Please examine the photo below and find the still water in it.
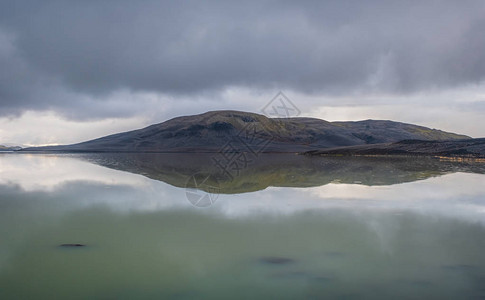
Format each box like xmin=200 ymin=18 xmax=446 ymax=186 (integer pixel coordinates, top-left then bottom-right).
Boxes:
xmin=1 ymin=153 xmax=485 ymax=299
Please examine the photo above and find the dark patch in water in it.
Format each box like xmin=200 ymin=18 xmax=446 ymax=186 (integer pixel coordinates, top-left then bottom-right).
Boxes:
xmin=58 ymin=244 xmax=85 ymax=247
xmin=259 ymin=257 xmax=295 ymax=265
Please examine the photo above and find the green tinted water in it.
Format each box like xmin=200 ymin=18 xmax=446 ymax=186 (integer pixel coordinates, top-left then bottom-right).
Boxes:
xmin=1 ymin=154 xmax=485 ymax=299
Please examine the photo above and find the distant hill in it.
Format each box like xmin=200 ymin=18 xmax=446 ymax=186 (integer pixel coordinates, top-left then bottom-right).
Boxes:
xmin=0 ymin=145 xmax=22 ymax=151
xmin=22 ymin=110 xmax=470 ymax=153
xmin=304 ymin=138 xmax=485 ymax=159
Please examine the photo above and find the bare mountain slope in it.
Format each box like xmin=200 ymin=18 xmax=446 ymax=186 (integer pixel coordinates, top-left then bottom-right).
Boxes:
xmin=23 ymin=110 xmax=470 ymax=153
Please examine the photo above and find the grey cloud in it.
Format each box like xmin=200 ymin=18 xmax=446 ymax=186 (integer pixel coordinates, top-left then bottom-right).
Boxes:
xmin=0 ymin=0 xmax=485 ymax=118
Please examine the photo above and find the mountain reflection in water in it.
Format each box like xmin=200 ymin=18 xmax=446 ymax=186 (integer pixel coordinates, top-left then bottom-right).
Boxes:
xmin=79 ymin=153 xmax=485 ymax=194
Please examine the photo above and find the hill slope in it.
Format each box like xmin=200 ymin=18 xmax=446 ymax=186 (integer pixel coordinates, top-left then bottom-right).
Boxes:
xmin=22 ymin=110 xmax=470 ymax=153
xmin=304 ymin=138 xmax=485 ymax=159
xmin=0 ymin=145 xmax=22 ymax=151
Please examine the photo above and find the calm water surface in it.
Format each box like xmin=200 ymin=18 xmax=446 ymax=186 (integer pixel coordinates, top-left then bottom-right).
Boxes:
xmin=1 ymin=153 xmax=485 ymax=299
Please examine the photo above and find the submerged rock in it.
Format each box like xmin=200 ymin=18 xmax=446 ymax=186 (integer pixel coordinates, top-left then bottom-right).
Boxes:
xmin=58 ymin=243 xmax=85 ymax=247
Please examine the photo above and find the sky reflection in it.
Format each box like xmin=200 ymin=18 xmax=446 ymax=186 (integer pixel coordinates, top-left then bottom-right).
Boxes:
xmin=0 ymin=153 xmax=484 ymax=224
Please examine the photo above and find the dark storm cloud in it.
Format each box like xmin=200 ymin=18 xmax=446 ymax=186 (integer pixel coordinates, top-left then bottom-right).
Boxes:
xmin=0 ymin=0 xmax=485 ymax=118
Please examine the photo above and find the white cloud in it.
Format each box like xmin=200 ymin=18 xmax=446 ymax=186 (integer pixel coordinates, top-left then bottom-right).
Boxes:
xmin=0 ymin=111 xmax=148 ymax=146
xmin=1 ymin=84 xmax=485 ymax=146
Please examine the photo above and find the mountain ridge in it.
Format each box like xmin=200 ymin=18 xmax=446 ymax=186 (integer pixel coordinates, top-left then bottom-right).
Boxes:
xmin=0 ymin=145 xmax=22 ymax=151
xmin=304 ymin=138 xmax=485 ymax=159
xmin=21 ymin=110 xmax=470 ymax=153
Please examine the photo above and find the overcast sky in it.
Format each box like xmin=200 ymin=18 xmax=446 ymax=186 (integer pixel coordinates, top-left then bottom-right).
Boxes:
xmin=1 ymin=0 xmax=485 ymax=145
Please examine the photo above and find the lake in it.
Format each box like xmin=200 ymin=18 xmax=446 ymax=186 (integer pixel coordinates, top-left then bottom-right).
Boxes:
xmin=1 ymin=153 xmax=485 ymax=299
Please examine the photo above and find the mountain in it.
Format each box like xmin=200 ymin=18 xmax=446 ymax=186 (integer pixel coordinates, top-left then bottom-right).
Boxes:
xmin=22 ymin=110 xmax=470 ymax=153
xmin=0 ymin=145 xmax=22 ymax=151
xmin=304 ymin=138 xmax=485 ymax=159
